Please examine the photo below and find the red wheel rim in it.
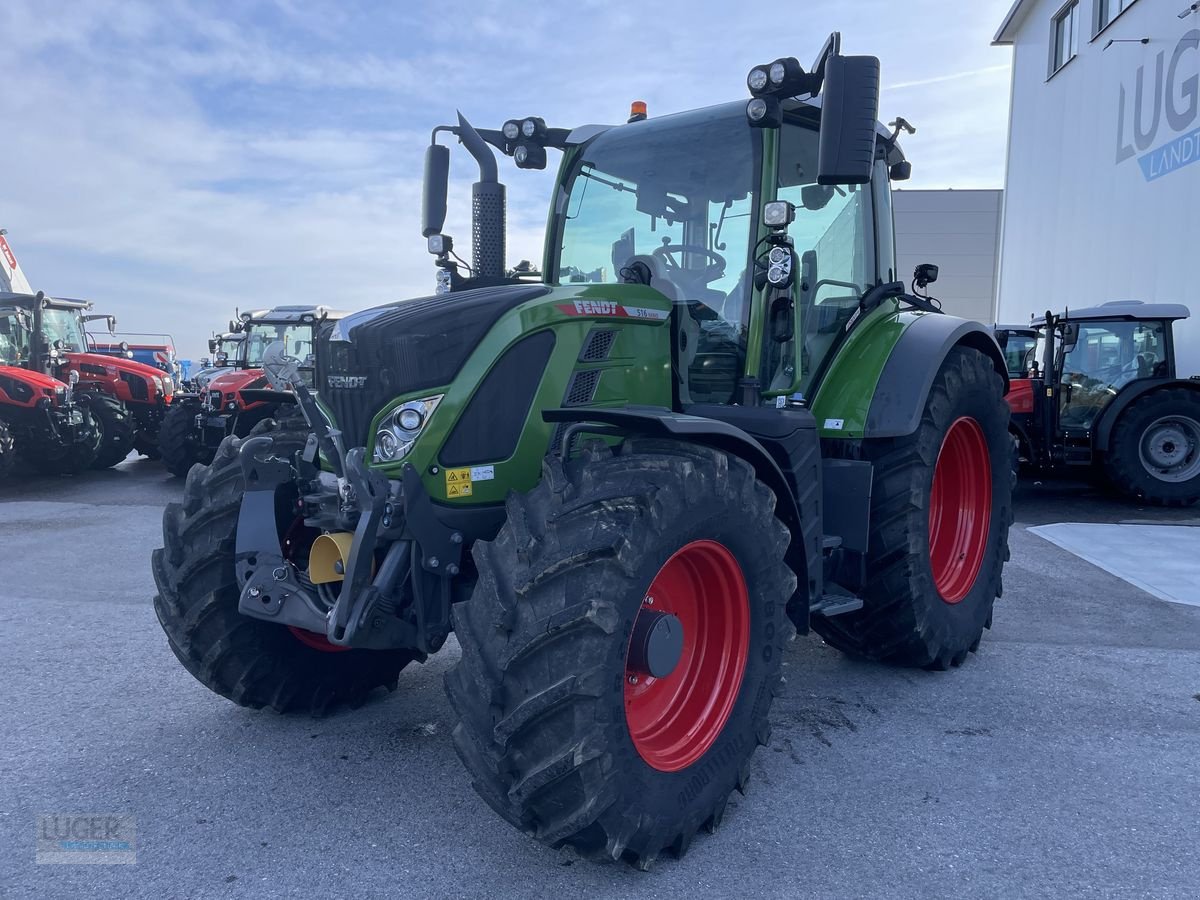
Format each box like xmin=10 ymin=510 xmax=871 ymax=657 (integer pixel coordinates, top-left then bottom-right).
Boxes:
xmin=624 ymin=540 xmax=750 ymax=772
xmin=928 ymin=416 xmax=992 ymax=604
xmin=282 ymin=516 xmax=349 ymax=653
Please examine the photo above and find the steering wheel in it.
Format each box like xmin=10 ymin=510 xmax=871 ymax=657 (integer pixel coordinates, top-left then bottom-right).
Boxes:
xmin=652 ymin=242 xmax=726 ymax=285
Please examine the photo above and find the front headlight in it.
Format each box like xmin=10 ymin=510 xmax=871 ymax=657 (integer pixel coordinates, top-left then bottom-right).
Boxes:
xmin=162 ymin=375 xmax=173 ymax=393
xmin=373 ymin=395 xmax=442 ymax=464
xmin=153 ymin=376 xmax=164 ymax=393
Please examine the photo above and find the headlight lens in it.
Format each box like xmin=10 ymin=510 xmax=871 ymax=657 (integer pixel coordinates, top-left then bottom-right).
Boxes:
xmin=747 ymin=67 xmax=768 ymax=92
xmin=372 ymin=395 xmax=442 ymax=464
xmin=521 ymin=118 xmax=537 ymax=137
xmin=769 ymin=61 xmax=786 ymax=85
xmin=153 ymin=376 xmax=164 ymax=392
xmin=746 ymin=98 xmax=768 ymax=122
xmin=502 ymin=121 xmax=520 ymax=140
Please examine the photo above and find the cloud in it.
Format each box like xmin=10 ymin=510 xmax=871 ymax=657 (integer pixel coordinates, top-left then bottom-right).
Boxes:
xmin=2 ymin=0 xmax=1016 ymax=360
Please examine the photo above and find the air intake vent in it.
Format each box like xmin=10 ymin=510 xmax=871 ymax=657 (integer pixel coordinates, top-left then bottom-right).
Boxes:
xmin=564 ymin=369 xmax=601 ymax=406
xmin=579 ymin=328 xmax=617 ymax=362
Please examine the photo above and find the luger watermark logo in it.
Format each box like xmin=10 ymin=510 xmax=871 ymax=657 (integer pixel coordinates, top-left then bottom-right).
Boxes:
xmin=36 ymin=814 xmax=137 ymax=865
xmin=1116 ymin=29 xmax=1199 ymax=181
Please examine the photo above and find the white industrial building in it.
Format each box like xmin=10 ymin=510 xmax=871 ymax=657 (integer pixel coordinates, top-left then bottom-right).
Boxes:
xmin=893 ymin=190 xmax=1003 ymax=324
xmin=993 ymin=0 xmax=1199 ymax=375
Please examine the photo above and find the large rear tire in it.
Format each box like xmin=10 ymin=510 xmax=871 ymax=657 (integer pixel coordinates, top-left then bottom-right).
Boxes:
xmin=1103 ymin=388 xmax=1200 ymax=506
xmin=151 ymin=415 xmax=418 ymax=713
xmin=812 ymin=346 xmax=1013 ymax=669
xmin=86 ymin=393 xmax=136 ymax=469
xmin=447 ymin=440 xmax=793 ymax=868
xmin=158 ymin=399 xmax=212 ymax=478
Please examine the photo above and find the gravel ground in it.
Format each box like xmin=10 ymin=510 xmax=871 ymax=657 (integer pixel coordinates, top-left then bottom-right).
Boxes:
xmin=2 ymin=459 xmax=1198 ymax=899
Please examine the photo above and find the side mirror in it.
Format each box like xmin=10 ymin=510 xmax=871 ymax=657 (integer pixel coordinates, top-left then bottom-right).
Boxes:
xmin=800 ymin=184 xmax=834 ymax=211
xmin=817 ymin=54 xmax=880 ymax=186
xmin=208 ymin=338 xmax=218 ymax=353
xmin=1061 ymin=322 xmax=1080 ymax=351
xmin=914 ymin=263 xmax=939 ymax=288
xmin=422 ymin=143 xmax=450 ymax=238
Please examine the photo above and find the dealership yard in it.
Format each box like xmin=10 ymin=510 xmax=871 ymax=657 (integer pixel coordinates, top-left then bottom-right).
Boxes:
xmin=2 ymin=460 xmax=1199 ymax=899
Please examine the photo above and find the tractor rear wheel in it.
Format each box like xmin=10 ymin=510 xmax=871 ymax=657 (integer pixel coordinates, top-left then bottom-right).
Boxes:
xmin=813 ymin=346 xmax=1013 ymax=669
xmin=447 ymin=439 xmax=793 ymax=868
xmin=152 ymin=415 xmax=418 ymax=713
xmin=87 ymin=393 xmax=136 ymax=469
xmin=1104 ymin=388 xmax=1200 ymax=506
xmin=158 ymin=399 xmax=212 ymax=478
xmin=0 ymin=420 xmax=14 ymax=480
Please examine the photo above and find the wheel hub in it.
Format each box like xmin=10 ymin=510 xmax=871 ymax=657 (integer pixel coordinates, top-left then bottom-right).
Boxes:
xmin=626 ymin=610 xmax=684 ymax=679
xmin=1139 ymin=415 xmax=1200 ymax=483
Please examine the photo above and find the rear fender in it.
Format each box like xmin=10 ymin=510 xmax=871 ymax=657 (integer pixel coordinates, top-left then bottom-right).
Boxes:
xmin=811 ymin=307 xmax=1008 ymax=440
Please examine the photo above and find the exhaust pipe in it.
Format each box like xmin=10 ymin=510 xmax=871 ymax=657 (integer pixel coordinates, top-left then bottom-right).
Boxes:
xmin=455 ymin=112 xmax=506 ymax=280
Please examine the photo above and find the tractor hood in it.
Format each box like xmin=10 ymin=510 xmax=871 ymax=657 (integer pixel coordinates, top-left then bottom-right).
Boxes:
xmin=0 ymin=363 xmax=62 ymax=392
xmin=206 ymin=368 xmax=267 ymax=395
xmin=320 ymin=283 xmax=549 ymax=445
xmin=70 ymin=351 xmax=165 ymax=382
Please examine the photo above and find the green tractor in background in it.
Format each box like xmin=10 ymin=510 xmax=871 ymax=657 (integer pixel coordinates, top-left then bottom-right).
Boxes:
xmin=154 ymin=35 xmax=1013 ymax=867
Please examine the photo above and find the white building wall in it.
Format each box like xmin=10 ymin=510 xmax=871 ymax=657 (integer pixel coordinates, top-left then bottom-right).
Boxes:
xmin=997 ymin=0 xmax=1200 ymax=374
xmin=893 ymin=189 xmax=1003 ymax=324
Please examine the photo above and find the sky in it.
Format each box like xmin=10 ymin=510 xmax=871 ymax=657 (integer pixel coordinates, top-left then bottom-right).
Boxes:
xmin=2 ymin=0 xmax=1016 ymax=361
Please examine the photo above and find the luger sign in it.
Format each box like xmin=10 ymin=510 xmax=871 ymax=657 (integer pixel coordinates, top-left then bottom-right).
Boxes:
xmin=1115 ymin=29 xmax=1200 ymax=181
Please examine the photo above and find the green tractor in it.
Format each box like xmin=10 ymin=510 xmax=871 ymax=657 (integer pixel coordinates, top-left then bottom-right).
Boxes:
xmin=153 ymin=36 xmax=1012 ymax=867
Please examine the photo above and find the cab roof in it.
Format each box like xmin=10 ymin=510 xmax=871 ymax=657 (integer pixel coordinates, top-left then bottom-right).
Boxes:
xmin=1055 ymin=300 xmax=1191 ymax=323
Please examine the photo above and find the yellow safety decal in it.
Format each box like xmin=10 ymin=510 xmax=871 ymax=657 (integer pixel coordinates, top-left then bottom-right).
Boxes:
xmin=445 ymin=467 xmax=473 ymax=498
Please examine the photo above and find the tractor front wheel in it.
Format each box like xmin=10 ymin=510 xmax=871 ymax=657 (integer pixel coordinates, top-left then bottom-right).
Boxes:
xmin=152 ymin=416 xmax=418 ymax=713
xmin=447 ymin=439 xmax=793 ymax=868
xmin=1104 ymin=388 xmax=1200 ymax=506
xmin=813 ymin=346 xmax=1014 ymax=669
xmin=86 ymin=393 xmax=136 ymax=469
xmin=158 ymin=399 xmax=211 ymax=478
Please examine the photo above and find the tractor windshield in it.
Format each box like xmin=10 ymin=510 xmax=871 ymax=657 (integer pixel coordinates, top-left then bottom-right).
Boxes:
xmin=41 ymin=307 xmax=88 ymax=352
xmin=0 ymin=310 xmax=32 ymax=365
xmin=245 ymin=324 xmax=316 ymax=368
xmin=554 ymin=103 xmax=759 ymax=403
xmin=1059 ymin=319 xmax=1168 ymax=428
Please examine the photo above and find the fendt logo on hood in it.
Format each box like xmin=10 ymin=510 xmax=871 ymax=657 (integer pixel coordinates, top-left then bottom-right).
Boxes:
xmin=327 ymin=375 xmax=368 ymax=389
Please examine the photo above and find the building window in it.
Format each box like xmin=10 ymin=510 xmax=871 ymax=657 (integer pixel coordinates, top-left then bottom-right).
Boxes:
xmin=1095 ymin=0 xmax=1138 ymax=35
xmin=1050 ymin=1 xmax=1080 ymax=75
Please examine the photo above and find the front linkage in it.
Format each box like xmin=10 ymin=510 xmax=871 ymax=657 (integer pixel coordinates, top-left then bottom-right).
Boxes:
xmin=232 ymin=346 xmax=459 ymax=655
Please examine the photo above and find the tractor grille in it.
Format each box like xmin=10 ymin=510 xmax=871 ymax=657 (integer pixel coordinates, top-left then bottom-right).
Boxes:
xmin=579 ymin=328 xmax=618 ymax=362
xmin=564 ymin=369 xmax=601 ymax=406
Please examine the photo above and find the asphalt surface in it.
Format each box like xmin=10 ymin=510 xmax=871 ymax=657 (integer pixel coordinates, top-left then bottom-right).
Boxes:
xmin=2 ymin=459 xmax=1199 ymax=899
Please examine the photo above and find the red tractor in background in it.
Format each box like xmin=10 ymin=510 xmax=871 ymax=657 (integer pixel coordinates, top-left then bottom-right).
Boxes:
xmin=0 ymin=302 xmax=101 ymax=476
xmin=158 ymin=305 xmax=344 ymax=477
xmin=8 ymin=290 xmax=177 ymax=467
xmin=999 ymin=301 xmax=1200 ymax=505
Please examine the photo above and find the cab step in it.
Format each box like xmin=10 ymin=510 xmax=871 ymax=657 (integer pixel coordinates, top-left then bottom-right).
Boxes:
xmin=810 ymin=592 xmax=864 ymax=618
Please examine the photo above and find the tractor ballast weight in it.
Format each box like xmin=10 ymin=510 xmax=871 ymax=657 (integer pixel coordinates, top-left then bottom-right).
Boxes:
xmin=154 ymin=36 xmax=1014 ymax=868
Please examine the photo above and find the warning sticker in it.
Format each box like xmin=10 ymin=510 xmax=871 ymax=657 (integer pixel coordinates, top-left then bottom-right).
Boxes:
xmin=445 ymin=467 xmax=473 ymax=498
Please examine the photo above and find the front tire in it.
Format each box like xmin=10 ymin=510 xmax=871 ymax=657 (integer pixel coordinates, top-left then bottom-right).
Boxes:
xmin=446 ymin=440 xmax=793 ymax=868
xmin=1104 ymin=388 xmax=1200 ymax=506
xmin=151 ymin=416 xmax=418 ymax=713
xmin=158 ymin=399 xmax=211 ymax=478
xmin=86 ymin=393 xmax=136 ymax=469
xmin=813 ymin=346 xmax=1014 ymax=669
